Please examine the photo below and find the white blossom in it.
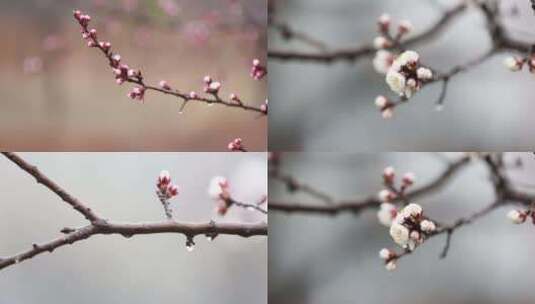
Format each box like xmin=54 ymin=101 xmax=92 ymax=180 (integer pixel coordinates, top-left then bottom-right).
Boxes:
xmin=420 ymin=219 xmax=436 ymax=232
xmin=385 ymin=70 xmax=406 ymax=95
xmin=390 ymin=222 xmax=410 ymax=248
xmin=377 ymin=203 xmax=397 ymax=226
xmin=396 ymin=50 xmax=419 ymax=67
xmin=399 ymin=203 xmax=423 ymax=219
xmin=416 ymin=67 xmax=433 ymax=80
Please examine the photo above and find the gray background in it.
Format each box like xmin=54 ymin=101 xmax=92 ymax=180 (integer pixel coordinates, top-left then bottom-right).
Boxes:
xmin=269 ymin=0 xmax=535 ymax=151
xmin=0 ymin=153 xmax=267 ymax=304
xmin=269 ymin=152 xmax=535 ymax=303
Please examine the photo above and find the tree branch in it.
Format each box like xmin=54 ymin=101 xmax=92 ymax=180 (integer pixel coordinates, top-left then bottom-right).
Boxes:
xmin=0 ymin=221 xmax=267 ymax=271
xmin=269 ymin=155 xmax=471 ymax=215
xmin=0 ymin=153 xmax=267 ymax=272
xmin=268 ymin=3 xmax=467 ymax=63
xmin=73 ymin=10 xmax=267 ymax=116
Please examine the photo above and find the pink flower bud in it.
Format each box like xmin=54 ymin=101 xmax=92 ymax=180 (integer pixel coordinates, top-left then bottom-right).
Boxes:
xmin=230 ymin=93 xmax=242 ymax=104
xmin=377 ymin=14 xmax=391 ymax=33
xmin=216 ymin=200 xmax=229 ymax=216
xmin=383 ymin=166 xmax=395 ymax=182
xmin=250 ymin=59 xmax=267 ymax=80
xmin=402 ymin=172 xmax=415 ymax=186
xmin=228 ymin=138 xmax=244 ymax=151
xmin=167 ymin=184 xmax=179 ymax=197
xmin=89 ymin=29 xmax=97 ymax=39
xmin=157 ymin=170 xmax=171 ymax=190
xmin=203 ymin=75 xmax=212 ymax=84
xmin=111 ymin=54 xmax=121 ymax=66
xmin=128 ymin=86 xmax=146 ymax=101
xmin=189 ymin=91 xmax=198 ymax=99
xmin=73 ymin=10 xmax=82 ymax=20
xmin=260 ymin=100 xmax=268 ymax=113
xmin=159 ymin=80 xmax=171 ymax=90
xmin=205 ymin=81 xmax=221 ymax=94
xmin=398 ymin=20 xmax=413 ymax=35
xmin=100 ymin=41 xmax=111 ymax=52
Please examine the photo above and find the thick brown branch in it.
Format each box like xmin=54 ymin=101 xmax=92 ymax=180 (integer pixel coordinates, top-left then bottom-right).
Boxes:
xmin=0 ymin=221 xmax=267 ymax=272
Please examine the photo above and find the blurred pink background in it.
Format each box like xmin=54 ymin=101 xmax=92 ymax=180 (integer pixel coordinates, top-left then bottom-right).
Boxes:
xmin=0 ymin=0 xmax=267 ymax=151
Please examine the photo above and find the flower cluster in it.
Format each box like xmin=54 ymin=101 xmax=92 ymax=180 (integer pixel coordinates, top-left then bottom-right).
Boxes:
xmin=156 ymin=170 xmax=179 ymax=220
xmin=373 ymin=51 xmax=433 ymax=118
xmin=157 ymin=170 xmax=179 ymax=200
xmin=389 ymin=203 xmax=436 ymax=250
xmin=376 ymin=166 xmax=435 ymax=271
xmin=74 ymin=10 xmax=147 ymax=102
xmin=385 ymin=51 xmax=433 ymax=98
xmin=503 ymin=55 xmax=535 ymax=73
xmin=380 ymin=203 xmax=437 ymax=270
xmin=208 ymin=176 xmax=231 ymax=215
xmin=250 ymin=59 xmax=267 ymax=80
xmin=228 ymin=138 xmax=246 ymax=152
xmin=370 ymin=15 xmax=434 ymax=118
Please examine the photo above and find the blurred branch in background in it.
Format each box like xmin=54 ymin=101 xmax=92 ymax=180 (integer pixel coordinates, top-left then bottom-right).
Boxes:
xmin=0 ymin=152 xmax=267 ymax=272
